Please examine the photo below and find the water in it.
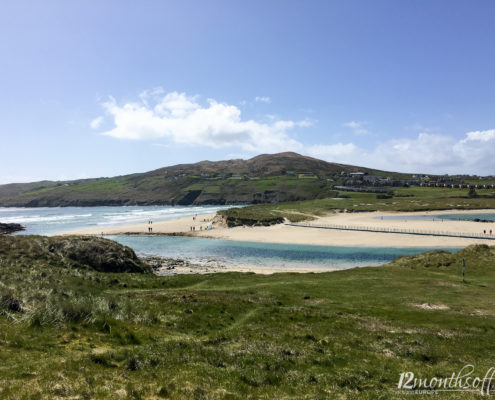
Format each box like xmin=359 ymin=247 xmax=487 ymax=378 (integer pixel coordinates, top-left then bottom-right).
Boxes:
xmin=0 ymin=205 xmax=233 ymax=236
xmin=441 ymin=213 xmax=495 ymax=222
xmin=1 ymin=206 xmax=459 ymax=270
xmin=108 ymin=235 xmax=456 ymax=270
xmin=376 ymin=213 xmax=495 ymax=222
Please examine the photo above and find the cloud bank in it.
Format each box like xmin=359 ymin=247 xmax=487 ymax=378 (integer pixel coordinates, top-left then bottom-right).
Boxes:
xmin=94 ymin=90 xmax=495 ymax=175
xmin=309 ymin=131 xmax=495 ymax=175
xmin=99 ymin=91 xmax=305 ymax=153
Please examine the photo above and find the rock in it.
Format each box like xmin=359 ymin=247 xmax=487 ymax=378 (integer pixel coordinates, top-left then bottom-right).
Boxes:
xmin=0 ymin=223 xmax=25 ymax=235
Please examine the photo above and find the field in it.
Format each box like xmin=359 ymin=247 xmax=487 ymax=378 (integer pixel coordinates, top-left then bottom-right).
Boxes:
xmin=219 ymin=187 xmax=495 ymax=226
xmin=1 ymin=235 xmax=495 ymax=399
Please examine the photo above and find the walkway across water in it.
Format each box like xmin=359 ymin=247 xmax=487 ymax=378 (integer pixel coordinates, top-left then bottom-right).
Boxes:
xmin=285 ymin=223 xmax=495 ymax=241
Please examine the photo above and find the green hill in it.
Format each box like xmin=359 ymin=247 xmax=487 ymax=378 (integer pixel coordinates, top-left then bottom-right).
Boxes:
xmin=0 ymin=152 xmax=394 ymax=207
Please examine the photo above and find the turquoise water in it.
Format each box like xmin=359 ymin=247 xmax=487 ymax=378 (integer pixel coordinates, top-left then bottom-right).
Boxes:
xmin=376 ymin=213 xmax=495 ymax=222
xmin=441 ymin=213 xmax=495 ymax=222
xmin=0 ymin=205 xmax=233 ymax=236
xmin=2 ymin=206 xmax=459 ymax=270
xmin=108 ymin=235 xmax=457 ymax=270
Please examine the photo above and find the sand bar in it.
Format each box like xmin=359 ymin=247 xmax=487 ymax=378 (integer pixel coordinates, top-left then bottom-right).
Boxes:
xmin=69 ymin=209 xmax=495 ymax=248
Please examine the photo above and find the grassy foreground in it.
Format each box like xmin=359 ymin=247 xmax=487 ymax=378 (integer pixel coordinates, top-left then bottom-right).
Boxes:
xmin=1 ymin=236 xmax=495 ymax=399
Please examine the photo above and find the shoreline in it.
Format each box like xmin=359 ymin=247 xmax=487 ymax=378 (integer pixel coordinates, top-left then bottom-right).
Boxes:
xmin=66 ymin=208 xmax=495 ymax=248
xmin=144 ymin=255 xmax=338 ymax=275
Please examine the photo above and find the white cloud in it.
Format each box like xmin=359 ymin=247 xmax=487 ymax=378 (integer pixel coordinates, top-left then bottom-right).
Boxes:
xmin=99 ymin=91 xmax=307 ymax=153
xmin=461 ymin=129 xmax=495 ymax=142
xmin=90 ymin=116 xmax=103 ymax=129
xmin=307 ymin=143 xmax=361 ymax=164
xmin=344 ymin=121 xmax=369 ymax=135
xmin=255 ymin=96 xmax=271 ymax=104
xmin=308 ymin=130 xmax=495 ymax=175
xmin=452 ymin=129 xmax=495 ymax=173
xmin=370 ymin=133 xmax=459 ymax=172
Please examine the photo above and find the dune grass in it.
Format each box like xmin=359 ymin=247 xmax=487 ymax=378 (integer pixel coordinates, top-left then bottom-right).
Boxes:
xmin=1 ymin=234 xmax=495 ymax=399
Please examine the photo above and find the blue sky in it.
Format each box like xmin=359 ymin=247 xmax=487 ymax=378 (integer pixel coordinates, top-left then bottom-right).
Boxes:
xmin=1 ymin=0 xmax=495 ymax=184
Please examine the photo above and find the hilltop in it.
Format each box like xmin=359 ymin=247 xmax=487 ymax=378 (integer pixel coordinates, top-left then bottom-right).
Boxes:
xmin=0 ymin=152 xmax=390 ymax=207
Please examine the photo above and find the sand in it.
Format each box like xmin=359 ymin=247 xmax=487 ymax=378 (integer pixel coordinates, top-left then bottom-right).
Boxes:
xmin=153 ymin=263 xmax=336 ymax=276
xmin=143 ymin=254 xmax=336 ymax=275
xmin=69 ymin=209 xmax=495 ymax=248
xmin=69 ymin=213 xmax=218 ymax=236
xmin=197 ymin=209 xmax=495 ymax=248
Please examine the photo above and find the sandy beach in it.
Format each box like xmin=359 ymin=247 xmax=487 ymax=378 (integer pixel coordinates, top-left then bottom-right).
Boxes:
xmin=70 ymin=209 xmax=495 ymax=248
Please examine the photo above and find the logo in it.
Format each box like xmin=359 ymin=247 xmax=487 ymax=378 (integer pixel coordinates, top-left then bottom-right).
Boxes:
xmin=397 ymin=365 xmax=495 ymax=396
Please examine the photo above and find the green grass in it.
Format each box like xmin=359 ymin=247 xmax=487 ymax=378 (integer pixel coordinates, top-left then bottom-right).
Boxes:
xmin=220 ymin=188 xmax=495 ymax=226
xmin=1 ymin=236 xmax=495 ymax=398
xmin=68 ymin=180 xmax=127 ymax=192
xmin=297 ymin=174 xmax=317 ymax=179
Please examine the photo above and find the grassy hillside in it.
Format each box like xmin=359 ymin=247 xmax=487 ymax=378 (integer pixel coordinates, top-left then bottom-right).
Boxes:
xmin=1 ymin=235 xmax=494 ymax=398
xmin=0 ymin=153 xmax=394 ymax=207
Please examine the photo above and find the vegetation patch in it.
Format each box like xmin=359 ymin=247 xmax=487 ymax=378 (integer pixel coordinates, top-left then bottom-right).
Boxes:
xmin=0 ymin=239 xmax=494 ymax=398
xmin=219 ymin=189 xmax=495 ymax=226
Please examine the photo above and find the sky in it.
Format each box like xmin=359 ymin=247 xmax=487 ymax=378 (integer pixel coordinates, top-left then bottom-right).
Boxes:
xmin=1 ymin=0 xmax=495 ymax=184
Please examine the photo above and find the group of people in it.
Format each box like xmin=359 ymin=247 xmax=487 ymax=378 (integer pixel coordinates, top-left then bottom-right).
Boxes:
xmin=483 ymin=229 xmax=493 ymax=235
xmin=145 ymin=215 xmax=214 ymax=234
xmin=190 ymin=215 xmax=213 ymax=231
xmin=189 ymin=225 xmax=213 ymax=231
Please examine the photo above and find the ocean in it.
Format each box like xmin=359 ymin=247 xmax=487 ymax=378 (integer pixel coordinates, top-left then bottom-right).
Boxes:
xmin=0 ymin=205 xmax=232 ymax=236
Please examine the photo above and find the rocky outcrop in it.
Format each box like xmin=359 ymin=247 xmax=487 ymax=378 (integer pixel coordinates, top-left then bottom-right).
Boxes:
xmin=0 ymin=223 xmax=25 ymax=235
